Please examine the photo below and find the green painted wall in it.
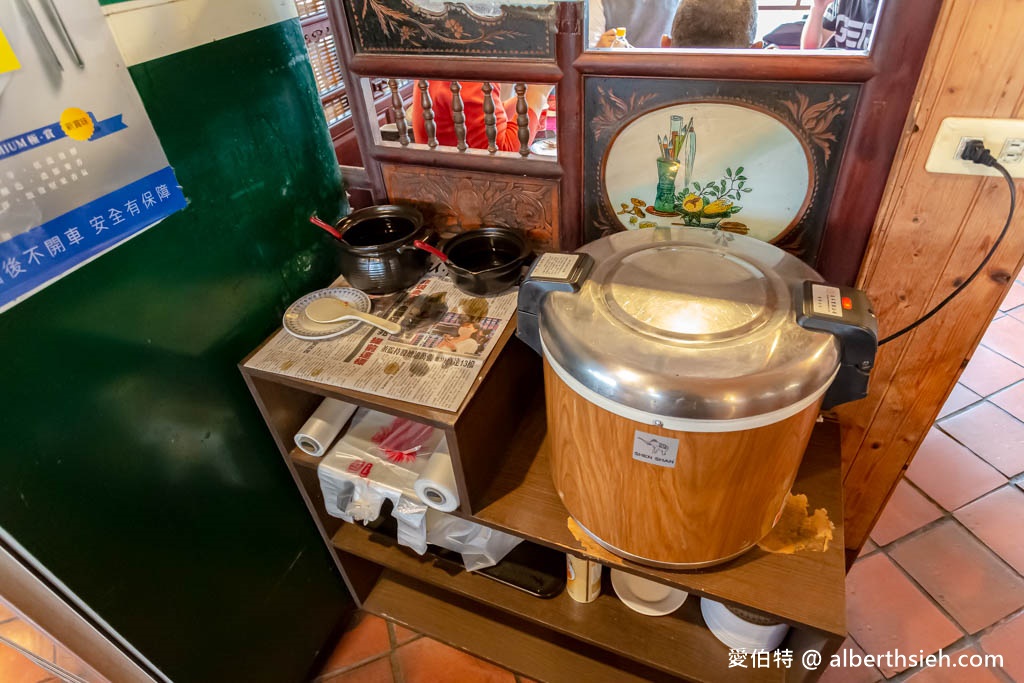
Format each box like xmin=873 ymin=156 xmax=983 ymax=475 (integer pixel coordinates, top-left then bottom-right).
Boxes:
xmin=0 ymin=20 xmax=350 ymax=683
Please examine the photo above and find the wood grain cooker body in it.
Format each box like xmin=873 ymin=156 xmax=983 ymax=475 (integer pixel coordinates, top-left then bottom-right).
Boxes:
xmin=544 ymin=360 xmax=824 ymax=568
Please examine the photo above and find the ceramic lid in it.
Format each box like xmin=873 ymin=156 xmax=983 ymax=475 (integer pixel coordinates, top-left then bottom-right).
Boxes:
xmin=539 ymin=228 xmax=839 ymax=425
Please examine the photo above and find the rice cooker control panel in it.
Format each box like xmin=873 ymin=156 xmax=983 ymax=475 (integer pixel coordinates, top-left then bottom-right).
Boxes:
xmin=517 ymin=253 xmax=595 ymax=355
xmin=796 ymin=281 xmax=878 ymax=409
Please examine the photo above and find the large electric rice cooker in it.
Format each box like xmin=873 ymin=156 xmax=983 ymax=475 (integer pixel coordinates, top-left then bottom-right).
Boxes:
xmin=516 ymin=227 xmax=877 ymax=567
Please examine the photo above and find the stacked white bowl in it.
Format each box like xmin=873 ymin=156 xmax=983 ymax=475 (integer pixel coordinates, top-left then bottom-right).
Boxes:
xmin=700 ymin=598 xmax=790 ymax=651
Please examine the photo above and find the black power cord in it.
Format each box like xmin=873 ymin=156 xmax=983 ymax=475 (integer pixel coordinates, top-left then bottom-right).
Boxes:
xmin=879 ymin=140 xmax=1017 ymax=345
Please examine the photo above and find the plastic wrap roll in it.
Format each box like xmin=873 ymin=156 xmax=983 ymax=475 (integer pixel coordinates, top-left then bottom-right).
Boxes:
xmin=294 ymin=398 xmax=357 ymax=456
xmin=414 ymin=450 xmax=460 ymax=512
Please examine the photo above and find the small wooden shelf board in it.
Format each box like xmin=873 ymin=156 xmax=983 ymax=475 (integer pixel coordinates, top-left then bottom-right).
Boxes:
xmin=240 ymin=322 xmax=846 ymax=683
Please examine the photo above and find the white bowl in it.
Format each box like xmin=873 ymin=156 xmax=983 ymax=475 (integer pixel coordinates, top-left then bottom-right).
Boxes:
xmin=610 ymin=569 xmax=688 ymax=617
xmin=700 ymin=598 xmax=789 ymax=651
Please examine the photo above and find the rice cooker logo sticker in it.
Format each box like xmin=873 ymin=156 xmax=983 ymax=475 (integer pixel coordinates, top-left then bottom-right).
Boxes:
xmin=632 ymin=431 xmax=679 ymax=468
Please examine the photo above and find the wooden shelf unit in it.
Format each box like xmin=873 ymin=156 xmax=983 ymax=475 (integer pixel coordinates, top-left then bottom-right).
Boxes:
xmin=240 ymin=328 xmax=846 ymax=682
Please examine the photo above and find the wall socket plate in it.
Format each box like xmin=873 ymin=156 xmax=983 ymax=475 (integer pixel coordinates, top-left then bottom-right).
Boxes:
xmin=926 ymin=117 xmax=1024 ymax=177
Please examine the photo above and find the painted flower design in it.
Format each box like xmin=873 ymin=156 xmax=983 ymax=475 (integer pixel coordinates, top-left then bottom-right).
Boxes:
xmin=782 ymin=92 xmax=849 ymax=163
xmin=399 ymin=25 xmax=415 ymax=42
xmin=444 ymin=19 xmax=464 ymax=38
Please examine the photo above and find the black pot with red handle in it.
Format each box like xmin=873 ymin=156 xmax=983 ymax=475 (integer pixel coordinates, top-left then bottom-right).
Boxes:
xmin=415 ymin=227 xmax=533 ymax=296
xmin=333 ymin=204 xmax=435 ymax=294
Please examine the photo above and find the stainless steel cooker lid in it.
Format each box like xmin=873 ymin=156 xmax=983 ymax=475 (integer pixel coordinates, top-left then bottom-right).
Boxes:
xmin=539 ymin=228 xmax=840 ymax=422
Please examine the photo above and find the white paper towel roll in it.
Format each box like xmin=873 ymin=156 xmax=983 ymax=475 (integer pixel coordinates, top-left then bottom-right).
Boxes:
xmin=414 ymin=451 xmax=460 ymax=512
xmin=294 ymin=398 xmax=357 ymax=456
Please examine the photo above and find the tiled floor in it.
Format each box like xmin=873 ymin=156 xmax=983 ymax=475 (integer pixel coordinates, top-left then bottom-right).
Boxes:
xmin=0 ymin=596 xmax=107 ymax=683
xmin=314 ymin=612 xmax=529 ymax=683
xmin=820 ymin=274 xmax=1024 ymax=683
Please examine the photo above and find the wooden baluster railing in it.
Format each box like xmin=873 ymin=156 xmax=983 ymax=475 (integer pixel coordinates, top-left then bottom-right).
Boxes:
xmin=515 ymin=82 xmax=530 ymax=157
xmin=450 ymin=81 xmax=468 ymax=152
xmin=418 ymin=80 xmax=437 ymax=149
xmin=481 ymin=82 xmax=498 ymax=154
xmin=388 ymin=78 xmax=410 ymax=146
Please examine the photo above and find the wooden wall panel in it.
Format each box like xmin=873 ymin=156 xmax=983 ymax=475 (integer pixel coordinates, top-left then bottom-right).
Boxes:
xmin=838 ymin=0 xmax=1024 ymax=555
xmin=381 ymin=163 xmax=560 ymax=251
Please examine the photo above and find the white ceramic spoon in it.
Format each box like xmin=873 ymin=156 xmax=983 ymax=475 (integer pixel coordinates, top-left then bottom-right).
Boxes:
xmin=304 ymin=297 xmax=401 ymax=335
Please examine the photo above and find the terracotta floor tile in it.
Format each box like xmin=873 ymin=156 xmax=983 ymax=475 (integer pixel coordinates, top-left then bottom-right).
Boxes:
xmin=859 ymin=539 xmax=877 ymax=558
xmin=981 ymin=316 xmax=1024 ymax=366
xmin=0 ymin=645 xmax=53 ymax=683
xmin=889 ymin=519 xmax=1024 ymax=633
xmin=940 ymin=403 xmax=1024 ymax=477
xmin=869 ymin=480 xmax=944 ymax=546
xmin=0 ymin=620 xmax=55 ymax=683
xmin=321 ymin=656 xmax=394 ymax=683
xmin=905 ymin=428 xmax=1005 ymax=511
xmin=389 ymin=621 xmax=419 ymax=646
xmin=957 ymin=347 xmax=1024 ymax=397
xmin=903 ymin=645 xmax=1004 ymax=683
xmin=0 ymin=620 xmax=54 ymax=662
xmin=818 ymin=638 xmax=881 ymax=683
xmin=991 ymin=380 xmax=1024 ymax=421
xmin=1010 ymin=304 xmax=1024 ymax=322
xmin=394 ymin=637 xmax=515 ymax=683
xmin=980 ymin=611 xmax=1024 ymax=681
xmin=937 ymin=384 xmax=982 ymax=419
xmin=846 ymin=553 xmax=962 ymax=677
xmin=999 ymin=282 xmax=1024 ymax=312
xmin=320 ymin=612 xmax=392 ymax=676
xmin=955 ymin=486 xmax=1024 ymax=575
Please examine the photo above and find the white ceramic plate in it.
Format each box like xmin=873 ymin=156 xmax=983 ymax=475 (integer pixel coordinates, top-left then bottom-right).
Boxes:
xmin=530 ymin=138 xmax=558 ymax=157
xmin=610 ymin=569 xmax=688 ymax=617
xmin=283 ymin=287 xmax=373 ymax=341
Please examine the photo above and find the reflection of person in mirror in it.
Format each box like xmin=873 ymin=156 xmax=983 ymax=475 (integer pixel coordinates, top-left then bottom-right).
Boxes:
xmin=800 ymin=0 xmax=879 ymax=50
xmin=409 ymin=82 xmax=550 ymax=152
xmin=588 ymin=0 xmax=677 ymax=48
xmin=659 ymin=0 xmax=757 ymax=48
xmin=437 ymin=321 xmax=490 ymax=356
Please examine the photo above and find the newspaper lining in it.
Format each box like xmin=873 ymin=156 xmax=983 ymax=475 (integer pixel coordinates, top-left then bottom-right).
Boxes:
xmin=246 ymin=270 xmax=518 ymax=412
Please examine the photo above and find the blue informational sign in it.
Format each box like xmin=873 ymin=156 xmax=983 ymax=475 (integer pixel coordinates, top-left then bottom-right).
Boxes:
xmin=0 ymin=2 xmax=187 ymax=311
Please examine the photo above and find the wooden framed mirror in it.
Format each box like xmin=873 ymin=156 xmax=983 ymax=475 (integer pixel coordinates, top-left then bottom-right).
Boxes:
xmin=324 ymin=0 xmax=943 ymax=283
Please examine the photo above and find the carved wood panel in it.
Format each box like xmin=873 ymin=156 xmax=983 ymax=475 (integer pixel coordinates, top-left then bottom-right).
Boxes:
xmin=343 ymin=0 xmax=556 ymax=59
xmin=382 ymin=163 xmax=559 ymax=251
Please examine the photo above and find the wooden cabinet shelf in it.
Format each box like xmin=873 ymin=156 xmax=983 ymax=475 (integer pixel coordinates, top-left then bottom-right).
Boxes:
xmin=461 ymin=398 xmax=847 ymax=638
xmin=335 ymin=522 xmax=796 ymax=683
xmin=241 ymin=328 xmax=845 ymax=682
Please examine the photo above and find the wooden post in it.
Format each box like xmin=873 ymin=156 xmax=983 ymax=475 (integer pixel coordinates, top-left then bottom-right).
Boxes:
xmin=481 ymin=82 xmax=498 ymax=155
xmin=555 ymin=1 xmax=583 ymax=249
xmin=515 ymin=82 xmax=529 ymax=157
xmin=418 ymin=80 xmax=437 ymax=149
xmin=451 ymin=81 xmax=467 ymax=152
xmin=388 ymin=78 xmax=409 ymax=146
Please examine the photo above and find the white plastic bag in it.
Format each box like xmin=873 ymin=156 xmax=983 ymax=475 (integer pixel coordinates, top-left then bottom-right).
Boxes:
xmin=318 ymin=409 xmax=444 ymax=523
xmin=393 ymin=495 xmax=430 ymax=555
xmin=426 ymin=514 xmax=522 ymax=572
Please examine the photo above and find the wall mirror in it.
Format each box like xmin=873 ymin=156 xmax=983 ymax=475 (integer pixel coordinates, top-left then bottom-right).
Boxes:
xmin=585 ymin=0 xmax=884 ymax=52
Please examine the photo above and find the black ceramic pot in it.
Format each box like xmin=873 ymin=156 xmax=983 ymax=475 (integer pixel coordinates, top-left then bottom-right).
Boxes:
xmin=441 ymin=228 xmax=534 ymax=296
xmin=335 ymin=205 xmax=433 ymax=294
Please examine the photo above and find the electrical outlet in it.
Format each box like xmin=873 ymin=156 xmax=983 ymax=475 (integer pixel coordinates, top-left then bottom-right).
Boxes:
xmin=1000 ymin=138 xmax=1024 ymax=164
xmin=926 ymin=117 xmax=1024 ymax=177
